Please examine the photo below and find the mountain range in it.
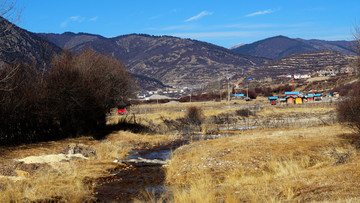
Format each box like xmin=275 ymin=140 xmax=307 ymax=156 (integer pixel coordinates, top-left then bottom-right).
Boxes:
xmin=0 ymin=17 xmax=61 ymax=68
xmin=39 ymin=32 xmax=267 ymax=87
xmin=231 ymin=35 xmax=355 ymax=59
xmin=0 ymin=16 xmax=356 ymax=91
xmin=40 ymin=33 xmax=356 ymax=88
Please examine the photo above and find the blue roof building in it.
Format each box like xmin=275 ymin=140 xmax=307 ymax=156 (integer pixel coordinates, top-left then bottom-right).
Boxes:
xmin=285 ymin=91 xmax=300 ymax=95
xmin=268 ymin=96 xmax=279 ymax=105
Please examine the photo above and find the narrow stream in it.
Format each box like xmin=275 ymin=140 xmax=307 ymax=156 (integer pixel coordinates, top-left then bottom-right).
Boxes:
xmin=94 ymin=139 xmax=187 ymax=202
xmin=94 ymin=134 xmax=235 ymax=202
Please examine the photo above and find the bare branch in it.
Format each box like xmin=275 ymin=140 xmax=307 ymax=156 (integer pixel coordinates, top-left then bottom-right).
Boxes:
xmin=0 ymin=0 xmax=22 ymax=90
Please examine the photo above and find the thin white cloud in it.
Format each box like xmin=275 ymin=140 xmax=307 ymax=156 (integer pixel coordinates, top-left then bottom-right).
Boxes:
xmin=172 ymin=31 xmax=261 ymax=38
xmin=69 ymin=16 xmax=85 ymax=22
xmin=148 ymin=24 xmax=197 ymax=31
xmin=315 ymin=35 xmax=353 ymax=41
xmin=69 ymin=16 xmax=80 ymax=21
xmin=221 ymin=23 xmax=278 ymax=29
xmin=185 ymin=11 xmax=213 ymax=22
xmin=148 ymin=22 xmax=311 ymax=32
xmin=60 ymin=21 xmax=68 ymax=28
xmin=149 ymin=9 xmax=178 ymax=21
xmin=60 ymin=16 xmax=96 ymax=28
xmin=88 ymin=16 xmax=99 ymax=22
xmin=246 ymin=9 xmax=275 ymax=17
xmin=170 ymin=9 xmax=178 ymax=13
xmin=149 ymin=15 xmax=161 ymax=20
xmin=219 ymin=22 xmax=311 ymax=29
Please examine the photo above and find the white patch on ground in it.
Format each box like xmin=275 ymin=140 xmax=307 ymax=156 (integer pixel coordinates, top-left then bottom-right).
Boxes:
xmin=14 ymin=153 xmax=88 ymax=164
xmin=0 ymin=175 xmax=27 ymax=181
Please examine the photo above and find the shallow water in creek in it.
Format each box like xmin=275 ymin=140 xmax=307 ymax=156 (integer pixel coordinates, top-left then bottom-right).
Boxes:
xmin=94 ymin=134 xmax=234 ymax=202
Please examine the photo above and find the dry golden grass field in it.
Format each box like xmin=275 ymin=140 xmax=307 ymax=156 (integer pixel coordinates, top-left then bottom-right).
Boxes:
xmin=164 ymin=124 xmax=360 ymax=202
xmin=1 ymin=97 xmax=359 ymax=202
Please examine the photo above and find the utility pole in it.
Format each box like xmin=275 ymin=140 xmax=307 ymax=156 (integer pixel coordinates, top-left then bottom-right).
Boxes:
xmin=312 ymin=82 xmax=314 ymax=95
xmin=247 ymin=81 xmax=249 ymax=98
xmin=190 ymin=89 xmax=192 ymax=102
xmin=226 ymin=67 xmax=230 ymax=103
xmin=227 ymin=77 xmax=230 ymax=103
xmin=218 ymin=77 xmax=222 ymax=101
xmin=246 ymin=78 xmax=254 ymax=99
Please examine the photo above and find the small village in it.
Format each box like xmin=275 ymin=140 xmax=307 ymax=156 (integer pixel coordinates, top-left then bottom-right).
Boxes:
xmin=268 ymin=91 xmax=339 ymax=105
xmin=133 ymin=69 xmax=347 ymax=108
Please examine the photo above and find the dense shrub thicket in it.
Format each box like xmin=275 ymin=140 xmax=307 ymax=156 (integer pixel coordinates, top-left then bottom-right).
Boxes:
xmin=0 ymin=49 xmax=133 ymax=145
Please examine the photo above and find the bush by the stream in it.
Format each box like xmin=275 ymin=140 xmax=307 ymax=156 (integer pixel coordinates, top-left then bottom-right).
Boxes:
xmin=0 ymin=49 xmax=133 ymax=145
xmin=184 ymin=106 xmax=204 ymax=126
xmin=161 ymin=106 xmax=204 ymax=134
xmin=235 ymin=108 xmax=255 ymax=117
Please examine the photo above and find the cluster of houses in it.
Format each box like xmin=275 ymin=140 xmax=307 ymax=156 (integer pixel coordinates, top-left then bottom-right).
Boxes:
xmin=137 ymin=90 xmax=184 ymax=100
xmin=316 ymin=66 xmax=354 ymax=77
xmin=285 ymin=74 xmax=311 ymax=79
xmin=284 ymin=67 xmax=354 ymax=79
xmin=268 ymin=91 xmax=340 ymax=105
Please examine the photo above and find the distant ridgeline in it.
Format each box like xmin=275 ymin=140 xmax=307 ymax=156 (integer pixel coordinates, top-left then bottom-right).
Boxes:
xmin=38 ymin=32 xmax=267 ymax=87
xmin=0 ymin=24 xmax=350 ymax=89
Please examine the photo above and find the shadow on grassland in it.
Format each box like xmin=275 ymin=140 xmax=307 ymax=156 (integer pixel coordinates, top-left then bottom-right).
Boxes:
xmin=92 ymin=121 xmax=155 ymax=140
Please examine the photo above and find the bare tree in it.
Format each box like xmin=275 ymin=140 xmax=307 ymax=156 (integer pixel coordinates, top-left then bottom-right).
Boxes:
xmin=0 ymin=0 xmax=22 ymax=51
xmin=336 ymin=23 xmax=360 ymax=133
xmin=352 ymin=23 xmax=360 ymax=76
xmin=0 ymin=0 xmax=21 ymax=23
xmin=0 ymin=0 xmax=22 ymax=90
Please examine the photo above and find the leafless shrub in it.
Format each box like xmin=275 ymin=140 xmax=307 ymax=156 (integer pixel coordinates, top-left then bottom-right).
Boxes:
xmin=209 ymin=113 xmax=238 ymax=125
xmin=184 ymin=106 xmax=203 ymax=126
xmin=337 ymin=95 xmax=360 ymax=133
xmin=160 ymin=106 xmax=204 ymax=134
xmin=160 ymin=116 xmax=183 ymax=133
xmin=235 ymin=108 xmax=255 ymax=117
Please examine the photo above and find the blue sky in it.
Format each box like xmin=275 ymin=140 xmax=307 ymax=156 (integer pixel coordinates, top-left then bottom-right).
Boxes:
xmin=17 ymin=0 xmax=360 ymax=48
